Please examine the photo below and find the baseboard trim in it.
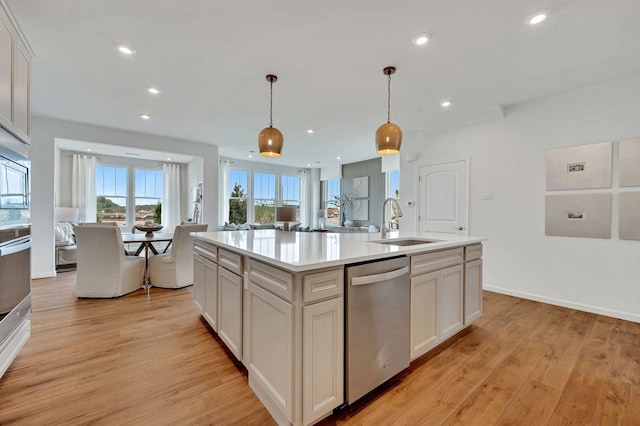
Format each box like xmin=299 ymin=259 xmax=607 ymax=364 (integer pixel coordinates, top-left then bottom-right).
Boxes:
xmin=32 ymin=271 xmax=57 ymax=280
xmin=484 ymin=283 xmax=640 ymax=324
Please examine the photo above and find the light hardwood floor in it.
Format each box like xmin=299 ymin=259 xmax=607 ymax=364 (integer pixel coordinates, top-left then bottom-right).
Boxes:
xmin=1 ymin=272 xmax=638 ymax=425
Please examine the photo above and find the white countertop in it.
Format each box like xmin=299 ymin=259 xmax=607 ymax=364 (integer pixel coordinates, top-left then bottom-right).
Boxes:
xmin=192 ymin=230 xmax=486 ymax=272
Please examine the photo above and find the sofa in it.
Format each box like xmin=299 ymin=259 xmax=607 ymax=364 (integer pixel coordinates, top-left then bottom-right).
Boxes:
xmin=219 ymin=222 xmax=311 ymax=232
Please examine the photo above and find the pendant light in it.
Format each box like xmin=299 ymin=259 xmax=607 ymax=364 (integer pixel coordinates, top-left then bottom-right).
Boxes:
xmin=258 ymin=74 xmax=283 ymax=157
xmin=376 ymin=66 xmax=402 ymax=155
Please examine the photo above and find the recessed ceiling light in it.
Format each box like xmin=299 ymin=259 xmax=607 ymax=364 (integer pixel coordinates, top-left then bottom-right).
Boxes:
xmin=307 ymin=163 xmax=311 ymax=167
xmin=117 ymin=44 xmax=135 ymax=55
xmin=140 ymin=114 xmax=150 ymax=120
xmin=526 ymin=10 xmax=549 ymax=25
xmin=85 ymin=148 xmax=92 ymax=152
xmin=440 ymin=100 xmax=452 ymax=108
xmin=167 ymin=157 xmax=171 ymax=161
xmin=337 ymin=156 xmax=341 ymax=160
xmin=147 ymin=87 xmax=160 ymax=95
xmin=248 ymin=154 xmax=253 ymax=158
xmin=306 ymin=129 xmax=314 ymax=134
xmin=412 ymin=33 xmax=430 ymax=46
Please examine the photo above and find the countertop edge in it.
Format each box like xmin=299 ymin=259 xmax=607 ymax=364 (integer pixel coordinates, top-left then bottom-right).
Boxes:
xmin=192 ymin=231 xmax=486 ymax=273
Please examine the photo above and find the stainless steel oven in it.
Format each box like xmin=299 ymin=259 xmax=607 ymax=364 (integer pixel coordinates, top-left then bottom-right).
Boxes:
xmin=0 ymin=126 xmax=30 ymax=356
xmin=0 ymin=225 xmax=31 ymax=349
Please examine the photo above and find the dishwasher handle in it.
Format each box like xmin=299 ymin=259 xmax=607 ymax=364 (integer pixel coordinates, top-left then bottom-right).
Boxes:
xmin=351 ymin=265 xmax=409 ymax=286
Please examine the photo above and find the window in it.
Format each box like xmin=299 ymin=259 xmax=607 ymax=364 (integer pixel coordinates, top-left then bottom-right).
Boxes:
xmin=387 ymin=169 xmax=400 ymax=229
xmin=281 ymin=174 xmax=300 ymax=221
xmin=254 ymin=172 xmax=276 ymax=224
xmin=228 ymin=169 xmax=248 ymax=224
xmin=96 ymin=164 xmax=164 ymax=227
xmin=96 ymin=165 xmax=127 ymax=225
xmin=324 ymin=178 xmax=341 ymax=227
xmin=224 ymin=168 xmax=302 ymax=225
xmin=134 ymin=169 xmax=163 ymax=225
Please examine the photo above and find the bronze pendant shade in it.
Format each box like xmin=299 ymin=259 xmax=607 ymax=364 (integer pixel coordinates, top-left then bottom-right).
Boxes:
xmin=376 ymin=66 xmax=402 ymax=155
xmin=259 ymin=74 xmax=283 ymax=157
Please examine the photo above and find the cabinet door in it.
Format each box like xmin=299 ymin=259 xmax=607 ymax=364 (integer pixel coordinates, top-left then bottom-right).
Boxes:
xmin=410 ymin=271 xmax=439 ymax=360
xmin=12 ymin=40 xmax=29 ymax=142
xmin=218 ymin=267 xmax=243 ymax=360
xmin=248 ymin=283 xmax=294 ymax=423
xmin=440 ymin=264 xmax=464 ymax=340
xmin=0 ymin=12 xmax=12 ymax=128
xmin=464 ymin=259 xmax=483 ymax=325
xmin=193 ymin=254 xmax=206 ymax=314
xmin=303 ymin=297 xmax=344 ymax=425
xmin=203 ymin=260 xmax=218 ymax=331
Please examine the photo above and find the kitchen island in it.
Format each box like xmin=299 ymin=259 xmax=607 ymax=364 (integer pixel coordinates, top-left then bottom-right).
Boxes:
xmin=192 ymin=230 xmax=485 ymax=426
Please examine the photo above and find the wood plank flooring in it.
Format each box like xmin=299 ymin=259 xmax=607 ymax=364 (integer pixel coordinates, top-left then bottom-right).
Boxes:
xmin=1 ymin=272 xmax=639 ymax=425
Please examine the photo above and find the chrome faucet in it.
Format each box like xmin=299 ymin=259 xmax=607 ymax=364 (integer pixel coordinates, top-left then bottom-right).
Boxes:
xmin=381 ymin=198 xmax=403 ymax=238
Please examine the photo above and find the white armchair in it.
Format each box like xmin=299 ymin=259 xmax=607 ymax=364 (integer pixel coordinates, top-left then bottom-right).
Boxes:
xmin=147 ymin=224 xmax=208 ymax=289
xmin=73 ymin=225 xmax=145 ymax=298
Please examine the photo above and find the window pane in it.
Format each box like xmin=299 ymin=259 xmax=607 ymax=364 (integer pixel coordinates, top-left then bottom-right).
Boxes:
xmin=326 ymin=178 xmax=340 ymax=200
xmin=135 ymin=169 xmax=163 ymax=225
xmin=96 ymin=165 xmax=127 ymax=225
xmin=254 ymin=200 xmax=275 ymax=224
xmin=228 ymin=169 xmax=248 ymax=224
xmin=281 ymin=175 xmax=300 ymax=201
xmin=254 ymin=172 xmax=276 ymax=199
xmin=229 ymin=169 xmax=248 ymax=196
xmin=325 ymin=178 xmax=341 ymax=227
xmin=228 ymin=197 xmax=247 ymax=224
xmin=97 ymin=196 xmax=126 ymax=225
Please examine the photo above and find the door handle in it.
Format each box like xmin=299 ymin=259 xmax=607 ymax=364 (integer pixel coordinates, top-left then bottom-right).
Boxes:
xmin=456 ymin=226 xmax=464 ymax=231
xmin=351 ymin=266 xmax=409 ymax=286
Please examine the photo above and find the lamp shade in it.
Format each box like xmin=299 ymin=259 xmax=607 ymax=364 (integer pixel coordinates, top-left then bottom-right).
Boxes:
xmin=259 ymin=126 xmax=283 ymax=157
xmin=376 ymin=122 xmax=403 ymax=154
xmin=276 ymin=205 xmax=297 ymax=222
xmin=55 ymin=207 xmax=79 ymax=222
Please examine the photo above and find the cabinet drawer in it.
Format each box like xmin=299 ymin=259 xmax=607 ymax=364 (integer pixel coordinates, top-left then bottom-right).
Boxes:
xmin=194 ymin=241 xmax=217 ymax=263
xmin=411 ymin=248 xmax=463 ymax=275
xmin=302 ymin=267 xmax=344 ymax=303
xmin=465 ymin=244 xmax=482 ymax=261
xmin=248 ymin=259 xmax=294 ymax=302
xmin=219 ymin=248 xmax=243 ymax=275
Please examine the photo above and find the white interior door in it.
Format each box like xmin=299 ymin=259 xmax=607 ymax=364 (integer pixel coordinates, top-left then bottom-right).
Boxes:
xmin=418 ymin=160 xmax=468 ymax=235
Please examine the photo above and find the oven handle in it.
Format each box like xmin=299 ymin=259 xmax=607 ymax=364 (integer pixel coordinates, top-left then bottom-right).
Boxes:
xmin=0 ymin=237 xmax=31 ymax=256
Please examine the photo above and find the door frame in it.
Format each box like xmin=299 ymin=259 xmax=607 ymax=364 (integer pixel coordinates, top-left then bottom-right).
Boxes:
xmin=415 ymin=157 xmax=470 ymax=235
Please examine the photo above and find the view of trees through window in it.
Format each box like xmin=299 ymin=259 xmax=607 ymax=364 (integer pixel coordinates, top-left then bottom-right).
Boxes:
xmin=96 ymin=165 xmax=163 ymax=226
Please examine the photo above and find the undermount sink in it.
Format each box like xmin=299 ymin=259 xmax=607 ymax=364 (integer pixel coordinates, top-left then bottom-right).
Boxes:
xmin=370 ymin=238 xmax=443 ymax=247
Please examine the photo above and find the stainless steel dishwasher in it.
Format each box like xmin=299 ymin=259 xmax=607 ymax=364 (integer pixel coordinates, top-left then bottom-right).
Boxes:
xmin=345 ymin=256 xmax=410 ymax=404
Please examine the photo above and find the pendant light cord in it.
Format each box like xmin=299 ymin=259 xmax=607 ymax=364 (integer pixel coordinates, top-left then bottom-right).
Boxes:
xmin=269 ymin=80 xmax=274 ymax=128
xmin=387 ymin=73 xmax=391 ymax=124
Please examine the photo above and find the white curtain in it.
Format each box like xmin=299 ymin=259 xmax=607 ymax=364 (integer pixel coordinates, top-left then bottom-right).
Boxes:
xmin=299 ymin=170 xmax=309 ymax=227
xmin=219 ymin=160 xmax=230 ymax=224
xmin=71 ymin=154 xmax=97 ymax=222
xmin=162 ymin=164 xmax=181 ymax=233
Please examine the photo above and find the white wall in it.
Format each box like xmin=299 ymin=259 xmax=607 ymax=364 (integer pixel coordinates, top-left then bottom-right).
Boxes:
xmin=31 ymin=117 xmax=218 ymax=278
xmin=399 ymin=72 xmax=640 ymax=322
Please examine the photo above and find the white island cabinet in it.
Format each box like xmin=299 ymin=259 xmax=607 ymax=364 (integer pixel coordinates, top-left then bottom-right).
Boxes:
xmin=192 ymin=230 xmax=485 ymax=426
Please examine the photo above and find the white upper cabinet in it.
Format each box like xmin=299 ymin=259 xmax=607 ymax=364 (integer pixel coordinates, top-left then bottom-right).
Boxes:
xmin=0 ymin=4 xmax=31 ymax=144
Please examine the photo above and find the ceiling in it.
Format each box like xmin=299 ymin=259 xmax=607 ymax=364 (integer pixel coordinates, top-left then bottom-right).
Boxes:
xmin=7 ymin=0 xmax=640 ymax=168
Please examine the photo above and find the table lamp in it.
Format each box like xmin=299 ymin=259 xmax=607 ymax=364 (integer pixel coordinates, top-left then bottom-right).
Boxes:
xmin=276 ymin=206 xmax=297 ymax=231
